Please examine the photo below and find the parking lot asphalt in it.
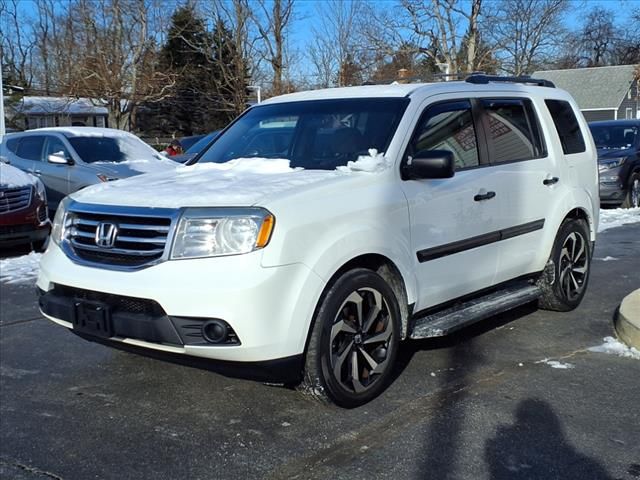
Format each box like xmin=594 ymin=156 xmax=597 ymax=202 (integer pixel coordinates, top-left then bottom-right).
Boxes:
xmin=1 ymin=224 xmax=639 ymax=480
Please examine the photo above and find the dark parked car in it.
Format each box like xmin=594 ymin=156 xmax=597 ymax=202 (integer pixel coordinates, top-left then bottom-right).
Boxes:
xmin=0 ymin=162 xmax=50 ymax=250
xmin=589 ymin=120 xmax=640 ymax=208
xmin=172 ymin=130 xmax=221 ymax=164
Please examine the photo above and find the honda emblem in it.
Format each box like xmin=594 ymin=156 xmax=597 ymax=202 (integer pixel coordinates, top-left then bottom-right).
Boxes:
xmin=95 ymin=222 xmax=119 ymax=248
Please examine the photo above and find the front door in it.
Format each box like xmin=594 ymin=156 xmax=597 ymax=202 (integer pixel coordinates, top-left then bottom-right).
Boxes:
xmin=38 ymin=135 xmax=74 ymax=209
xmin=400 ymin=98 xmax=502 ymax=311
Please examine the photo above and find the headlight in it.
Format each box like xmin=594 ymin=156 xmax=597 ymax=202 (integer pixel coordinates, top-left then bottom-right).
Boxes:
xmin=598 ymin=158 xmax=626 ymax=172
xmin=171 ymin=208 xmax=275 ymax=259
xmin=51 ymin=197 xmax=72 ymax=245
xmin=35 ymin=179 xmax=46 ymax=200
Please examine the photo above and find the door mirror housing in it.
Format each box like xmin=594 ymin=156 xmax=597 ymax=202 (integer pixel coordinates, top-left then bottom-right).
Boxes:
xmin=47 ymin=154 xmax=74 ymax=165
xmin=401 ymin=150 xmax=455 ymax=180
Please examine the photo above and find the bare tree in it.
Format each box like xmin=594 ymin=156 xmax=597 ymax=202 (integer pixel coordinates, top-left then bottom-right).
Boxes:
xmin=0 ymin=0 xmax=37 ymax=87
xmin=485 ymin=0 xmax=569 ymax=76
xmin=250 ymin=0 xmax=295 ymax=95
xmin=307 ymin=0 xmax=365 ymax=87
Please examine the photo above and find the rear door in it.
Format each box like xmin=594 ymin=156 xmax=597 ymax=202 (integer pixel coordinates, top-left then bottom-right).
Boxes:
xmin=11 ymin=135 xmax=46 ymax=176
xmin=477 ymin=97 xmax=563 ymax=282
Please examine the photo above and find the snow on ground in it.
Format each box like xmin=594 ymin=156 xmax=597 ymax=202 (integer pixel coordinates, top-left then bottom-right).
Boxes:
xmin=588 ymin=336 xmax=640 ymax=360
xmin=0 ymin=252 xmax=41 ymax=285
xmin=595 ymin=256 xmax=618 ymax=261
xmin=535 ymin=358 xmax=575 ymax=369
xmin=598 ymin=207 xmax=640 ymax=232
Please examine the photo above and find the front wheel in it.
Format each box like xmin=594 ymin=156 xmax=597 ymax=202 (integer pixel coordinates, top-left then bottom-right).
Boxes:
xmin=300 ymin=268 xmax=401 ymax=407
xmin=538 ymin=218 xmax=591 ymax=312
xmin=621 ymin=172 xmax=640 ymax=209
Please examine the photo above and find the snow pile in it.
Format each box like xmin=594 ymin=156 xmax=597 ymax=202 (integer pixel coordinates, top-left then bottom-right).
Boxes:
xmin=73 ymin=157 xmax=336 ymax=208
xmin=535 ymin=358 xmax=574 ymax=369
xmin=0 ymin=252 xmax=41 ymax=285
xmin=588 ymin=336 xmax=640 ymax=360
xmin=0 ymin=163 xmax=36 ymax=188
xmin=598 ymin=207 xmax=640 ymax=232
xmin=595 ymin=256 xmax=618 ymax=261
xmin=336 ymin=149 xmax=391 ymax=173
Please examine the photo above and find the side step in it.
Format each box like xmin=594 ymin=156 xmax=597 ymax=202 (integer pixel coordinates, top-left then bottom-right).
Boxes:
xmin=410 ymin=283 xmax=541 ymax=339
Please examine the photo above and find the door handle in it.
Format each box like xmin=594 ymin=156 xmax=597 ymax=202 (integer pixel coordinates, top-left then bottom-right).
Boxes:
xmin=474 ymin=191 xmax=496 ymax=201
xmin=34 ymin=170 xmax=42 ymax=175
xmin=543 ymin=176 xmax=559 ymax=186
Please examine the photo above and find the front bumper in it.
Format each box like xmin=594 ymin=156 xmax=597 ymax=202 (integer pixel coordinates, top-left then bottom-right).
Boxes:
xmin=0 ymin=221 xmax=50 ymax=247
xmin=599 ymin=181 xmax=626 ymax=205
xmin=37 ymin=243 xmax=326 ymax=363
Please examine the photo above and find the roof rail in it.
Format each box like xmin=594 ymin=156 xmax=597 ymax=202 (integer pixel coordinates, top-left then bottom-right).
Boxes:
xmin=465 ymin=74 xmax=555 ymax=88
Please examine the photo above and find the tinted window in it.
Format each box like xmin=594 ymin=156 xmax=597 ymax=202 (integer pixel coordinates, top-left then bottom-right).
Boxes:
xmin=67 ymin=135 xmax=162 ymax=163
xmin=16 ymin=136 xmax=45 ymax=160
xmin=482 ymin=99 xmax=545 ymax=163
xmin=589 ymin=124 xmax=638 ymax=149
xmin=409 ymin=100 xmax=479 ymax=170
xmin=197 ymin=99 xmax=409 ymax=170
xmin=5 ymin=137 xmax=20 ymax=154
xmin=545 ymin=100 xmax=586 ymax=154
xmin=44 ymin=137 xmax=71 ymax=160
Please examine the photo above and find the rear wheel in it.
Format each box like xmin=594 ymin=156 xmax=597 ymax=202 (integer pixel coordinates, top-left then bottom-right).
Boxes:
xmin=538 ymin=218 xmax=591 ymax=311
xmin=621 ymin=172 xmax=640 ymax=209
xmin=300 ymin=268 xmax=400 ymax=407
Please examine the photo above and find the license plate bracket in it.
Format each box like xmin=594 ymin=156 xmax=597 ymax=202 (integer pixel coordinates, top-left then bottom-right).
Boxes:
xmin=72 ymin=299 xmax=114 ymax=338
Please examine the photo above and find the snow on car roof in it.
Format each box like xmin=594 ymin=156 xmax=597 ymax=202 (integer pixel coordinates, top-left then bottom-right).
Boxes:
xmin=29 ymin=127 xmax=135 ymax=138
xmin=262 ymin=83 xmax=427 ymax=104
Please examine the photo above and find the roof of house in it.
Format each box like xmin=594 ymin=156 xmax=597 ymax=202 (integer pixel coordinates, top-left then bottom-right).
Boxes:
xmin=532 ymin=65 xmax=638 ymax=110
xmin=13 ymin=96 xmax=109 ymax=115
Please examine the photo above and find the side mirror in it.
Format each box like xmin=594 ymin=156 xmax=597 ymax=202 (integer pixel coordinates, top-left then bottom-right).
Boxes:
xmin=401 ymin=150 xmax=455 ymax=180
xmin=48 ymin=154 xmax=74 ymax=165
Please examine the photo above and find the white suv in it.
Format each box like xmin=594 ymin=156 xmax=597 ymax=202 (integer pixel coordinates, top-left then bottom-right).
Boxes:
xmin=38 ymin=76 xmax=598 ymax=407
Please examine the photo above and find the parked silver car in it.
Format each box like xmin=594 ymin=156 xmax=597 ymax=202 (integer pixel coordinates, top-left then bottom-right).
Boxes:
xmin=0 ymin=127 xmax=178 ymax=210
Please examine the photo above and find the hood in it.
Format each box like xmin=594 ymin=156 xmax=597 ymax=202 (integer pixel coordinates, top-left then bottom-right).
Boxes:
xmin=71 ymin=158 xmax=344 ymax=208
xmin=596 ymin=148 xmax=634 ymax=161
xmin=0 ymin=163 xmax=38 ymax=188
xmin=86 ymin=157 xmax=179 ymax=178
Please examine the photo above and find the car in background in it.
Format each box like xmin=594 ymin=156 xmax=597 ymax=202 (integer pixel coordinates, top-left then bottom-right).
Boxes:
xmin=0 ymin=161 xmax=50 ymax=250
xmin=172 ymin=130 xmax=221 ymax=164
xmin=589 ymin=120 xmax=640 ymax=208
xmin=177 ymin=134 xmax=204 ymax=152
xmin=0 ymin=127 xmax=179 ymax=211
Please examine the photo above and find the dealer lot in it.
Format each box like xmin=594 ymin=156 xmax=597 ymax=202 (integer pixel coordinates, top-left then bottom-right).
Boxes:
xmin=1 ymin=224 xmax=639 ymax=480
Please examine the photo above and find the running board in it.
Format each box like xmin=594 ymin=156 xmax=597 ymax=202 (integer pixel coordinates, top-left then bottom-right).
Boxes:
xmin=410 ymin=284 xmax=541 ymax=339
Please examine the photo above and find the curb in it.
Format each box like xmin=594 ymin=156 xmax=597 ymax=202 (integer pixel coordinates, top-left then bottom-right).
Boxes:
xmin=615 ymin=289 xmax=640 ymax=350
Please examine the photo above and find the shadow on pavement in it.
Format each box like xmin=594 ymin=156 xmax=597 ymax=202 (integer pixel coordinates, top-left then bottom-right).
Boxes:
xmin=484 ymin=398 xmax=614 ymax=480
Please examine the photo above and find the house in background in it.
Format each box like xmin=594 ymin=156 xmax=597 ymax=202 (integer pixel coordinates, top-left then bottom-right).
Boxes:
xmin=8 ymin=96 xmax=109 ymax=130
xmin=533 ymin=65 xmax=639 ymax=122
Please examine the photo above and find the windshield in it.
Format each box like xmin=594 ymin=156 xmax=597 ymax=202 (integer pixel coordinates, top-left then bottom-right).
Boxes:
xmin=67 ymin=134 xmax=163 ymax=163
xmin=589 ymin=125 xmax=638 ymax=150
xmin=196 ymin=98 xmax=409 ymax=170
xmin=186 ymin=130 xmax=220 ymax=154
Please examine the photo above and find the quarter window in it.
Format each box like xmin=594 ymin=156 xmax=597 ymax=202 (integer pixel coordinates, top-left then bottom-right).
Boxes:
xmin=482 ymin=99 xmax=545 ymax=163
xmin=409 ymin=100 xmax=479 ymax=170
xmin=16 ymin=136 xmax=46 ymax=161
xmin=545 ymin=100 xmax=586 ymax=154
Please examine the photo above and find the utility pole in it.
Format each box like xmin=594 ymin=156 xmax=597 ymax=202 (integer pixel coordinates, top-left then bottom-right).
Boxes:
xmin=0 ymin=63 xmax=5 ymax=137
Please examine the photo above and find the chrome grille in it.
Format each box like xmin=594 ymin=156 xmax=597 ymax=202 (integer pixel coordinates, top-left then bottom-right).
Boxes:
xmin=66 ymin=207 xmax=175 ymax=269
xmin=0 ymin=185 xmax=32 ymax=213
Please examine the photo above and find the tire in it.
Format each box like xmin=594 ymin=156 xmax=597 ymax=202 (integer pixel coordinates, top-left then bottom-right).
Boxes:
xmin=299 ymin=268 xmax=401 ymax=408
xmin=538 ymin=218 xmax=591 ymax=312
xmin=621 ymin=172 xmax=640 ymax=209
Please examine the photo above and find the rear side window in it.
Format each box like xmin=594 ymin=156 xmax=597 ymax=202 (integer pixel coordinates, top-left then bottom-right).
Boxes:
xmin=5 ymin=137 xmax=20 ymax=154
xmin=545 ymin=100 xmax=586 ymax=154
xmin=482 ymin=98 xmax=546 ymax=163
xmin=409 ymin=100 xmax=479 ymax=170
xmin=16 ymin=136 xmax=45 ymax=160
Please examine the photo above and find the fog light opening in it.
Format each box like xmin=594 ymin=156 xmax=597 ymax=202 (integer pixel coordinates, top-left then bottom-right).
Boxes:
xmin=202 ymin=319 xmax=229 ymax=344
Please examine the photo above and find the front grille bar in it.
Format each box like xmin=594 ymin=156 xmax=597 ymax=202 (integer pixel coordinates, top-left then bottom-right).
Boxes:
xmin=0 ymin=186 xmax=32 ymax=213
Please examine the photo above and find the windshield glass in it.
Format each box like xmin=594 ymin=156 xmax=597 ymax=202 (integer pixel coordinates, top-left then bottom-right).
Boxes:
xmin=186 ymin=130 xmax=220 ymax=154
xmin=67 ymin=134 xmax=163 ymax=163
xmin=196 ymin=98 xmax=409 ymax=170
xmin=589 ymin=125 xmax=638 ymax=150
